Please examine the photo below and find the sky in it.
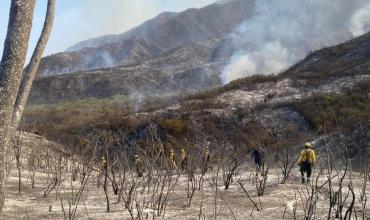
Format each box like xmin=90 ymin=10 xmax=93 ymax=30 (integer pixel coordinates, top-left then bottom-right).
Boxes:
xmin=0 ymin=0 xmax=217 ymax=59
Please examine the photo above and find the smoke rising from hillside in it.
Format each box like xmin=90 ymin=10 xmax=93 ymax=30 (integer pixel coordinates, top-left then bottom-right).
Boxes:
xmin=221 ymin=0 xmax=370 ymax=84
xmin=350 ymin=2 xmax=370 ymax=36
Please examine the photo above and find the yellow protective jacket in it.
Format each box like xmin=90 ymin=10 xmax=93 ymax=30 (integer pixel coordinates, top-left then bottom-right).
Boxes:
xmin=169 ymin=153 xmax=177 ymax=169
xmin=134 ymin=157 xmax=141 ymax=166
xmin=181 ymin=149 xmax=187 ymax=160
xmin=298 ymin=148 xmax=316 ymax=166
xmin=101 ymin=158 xmax=107 ymax=167
xmin=203 ymin=149 xmax=210 ymax=162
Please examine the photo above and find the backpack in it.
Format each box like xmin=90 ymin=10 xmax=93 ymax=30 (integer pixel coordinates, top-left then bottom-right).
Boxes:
xmin=301 ymin=149 xmax=314 ymax=162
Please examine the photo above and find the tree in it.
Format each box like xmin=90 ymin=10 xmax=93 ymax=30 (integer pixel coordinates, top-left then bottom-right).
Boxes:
xmin=12 ymin=0 xmax=56 ymax=128
xmin=0 ymin=0 xmax=56 ymax=212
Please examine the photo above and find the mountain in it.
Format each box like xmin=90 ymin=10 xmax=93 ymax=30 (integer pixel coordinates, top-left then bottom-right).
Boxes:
xmin=37 ymin=0 xmax=256 ymax=76
xmin=29 ymin=28 xmax=370 ymax=104
xmin=25 ymin=31 xmax=370 ymax=168
xmin=30 ymin=39 xmax=224 ymax=103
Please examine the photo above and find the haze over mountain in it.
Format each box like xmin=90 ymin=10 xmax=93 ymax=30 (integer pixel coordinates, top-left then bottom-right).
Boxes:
xmin=37 ymin=0 xmax=255 ymax=76
xmin=31 ymin=0 xmax=370 ymax=105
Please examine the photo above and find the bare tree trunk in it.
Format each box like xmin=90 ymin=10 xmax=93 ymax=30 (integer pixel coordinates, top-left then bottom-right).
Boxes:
xmin=0 ymin=0 xmax=37 ymax=211
xmin=0 ymin=0 xmax=55 ymax=212
xmin=12 ymin=0 xmax=56 ymax=129
xmin=103 ymin=162 xmax=110 ymax=212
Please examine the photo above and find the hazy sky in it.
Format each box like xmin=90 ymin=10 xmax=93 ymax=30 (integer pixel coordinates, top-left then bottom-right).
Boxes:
xmin=0 ymin=0 xmax=217 ymax=58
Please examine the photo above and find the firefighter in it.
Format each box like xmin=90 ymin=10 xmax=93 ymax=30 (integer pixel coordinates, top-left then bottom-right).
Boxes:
xmin=202 ymin=146 xmax=211 ymax=173
xmin=180 ymin=148 xmax=188 ymax=172
xmin=134 ymin=154 xmax=144 ymax=177
xmin=298 ymin=142 xmax=317 ymax=184
xmin=101 ymin=156 xmax=107 ymax=170
xmin=251 ymin=148 xmax=262 ymax=172
xmin=168 ymin=148 xmax=178 ymax=170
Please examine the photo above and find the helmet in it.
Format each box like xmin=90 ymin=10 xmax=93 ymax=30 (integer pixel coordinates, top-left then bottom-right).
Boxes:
xmin=304 ymin=142 xmax=312 ymax=148
xmin=134 ymin=154 xmax=139 ymax=158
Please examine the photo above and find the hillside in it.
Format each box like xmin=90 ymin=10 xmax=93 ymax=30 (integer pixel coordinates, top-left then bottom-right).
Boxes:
xmin=28 ymin=31 xmax=370 ymax=105
xmin=23 ymin=31 xmax=370 ymax=166
xmin=37 ymin=0 xmax=255 ymax=76
xmin=29 ymin=0 xmax=370 ymax=105
xmin=29 ymin=40 xmax=223 ymax=104
xmin=30 ymin=32 xmax=370 ymax=105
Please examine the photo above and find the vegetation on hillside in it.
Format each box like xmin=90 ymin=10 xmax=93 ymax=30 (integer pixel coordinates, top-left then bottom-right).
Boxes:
xmin=290 ymin=80 xmax=370 ymax=133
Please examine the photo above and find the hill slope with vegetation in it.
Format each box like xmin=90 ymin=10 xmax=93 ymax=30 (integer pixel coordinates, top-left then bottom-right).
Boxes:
xmin=22 ymin=32 xmax=370 ymax=165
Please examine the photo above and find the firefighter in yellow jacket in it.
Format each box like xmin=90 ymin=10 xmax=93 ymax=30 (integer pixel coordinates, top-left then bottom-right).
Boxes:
xmin=134 ymin=154 xmax=144 ymax=177
xmin=101 ymin=156 xmax=107 ymax=168
xmin=168 ymin=148 xmax=178 ymax=170
xmin=298 ymin=142 xmax=317 ymax=184
xmin=180 ymin=148 xmax=188 ymax=172
xmin=202 ymin=146 xmax=211 ymax=174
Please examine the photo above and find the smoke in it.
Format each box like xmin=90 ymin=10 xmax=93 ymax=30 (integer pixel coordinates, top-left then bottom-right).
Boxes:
xmin=221 ymin=0 xmax=370 ymax=84
xmin=129 ymin=92 xmax=145 ymax=113
xmin=350 ymin=2 xmax=370 ymax=36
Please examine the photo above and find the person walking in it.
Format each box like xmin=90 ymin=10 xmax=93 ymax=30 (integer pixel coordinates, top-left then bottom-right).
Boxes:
xmin=180 ymin=148 xmax=188 ymax=172
xmin=168 ymin=148 xmax=178 ymax=170
xmin=298 ymin=142 xmax=317 ymax=184
xmin=134 ymin=154 xmax=144 ymax=177
xmin=101 ymin=156 xmax=107 ymax=170
xmin=251 ymin=147 xmax=263 ymax=172
xmin=202 ymin=146 xmax=211 ymax=174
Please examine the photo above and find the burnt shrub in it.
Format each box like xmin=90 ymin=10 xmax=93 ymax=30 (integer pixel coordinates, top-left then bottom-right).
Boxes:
xmin=289 ymin=80 xmax=370 ymax=133
xmin=159 ymin=119 xmax=188 ymax=135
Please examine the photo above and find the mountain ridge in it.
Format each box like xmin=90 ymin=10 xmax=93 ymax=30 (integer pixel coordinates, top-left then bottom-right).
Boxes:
xmin=38 ymin=0 xmax=256 ymax=76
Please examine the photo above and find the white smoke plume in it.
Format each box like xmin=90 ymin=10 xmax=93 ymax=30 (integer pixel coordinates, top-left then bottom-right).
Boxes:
xmin=350 ymin=2 xmax=370 ymax=36
xmin=221 ymin=0 xmax=370 ymax=84
xmin=129 ymin=92 xmax=145 ymax=113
